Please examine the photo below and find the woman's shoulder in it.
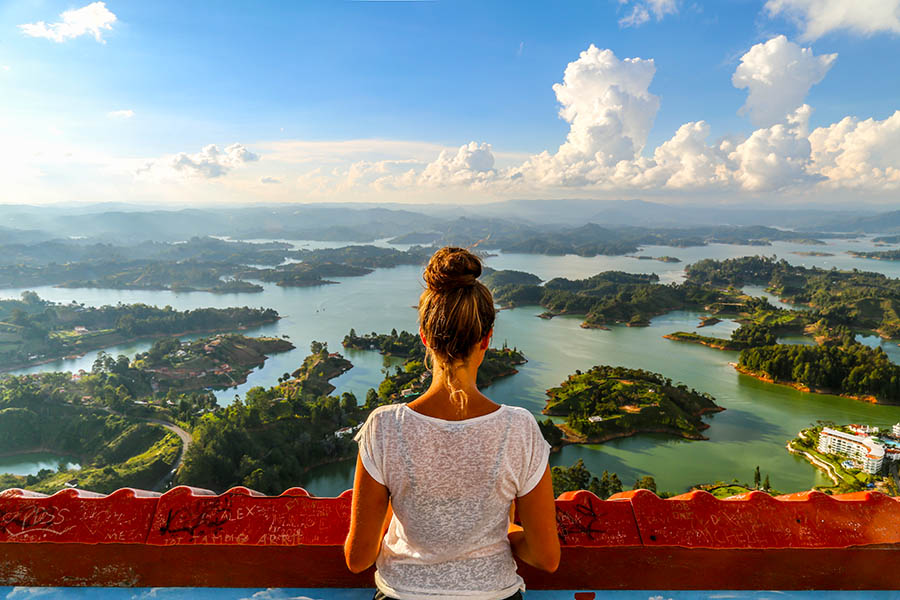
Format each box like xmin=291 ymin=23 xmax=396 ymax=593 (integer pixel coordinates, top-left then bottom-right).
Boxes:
xmin=365 ymin=403 xmax=404 ymax=422
xmin=502 ymin=404 xmax=538 ymax=420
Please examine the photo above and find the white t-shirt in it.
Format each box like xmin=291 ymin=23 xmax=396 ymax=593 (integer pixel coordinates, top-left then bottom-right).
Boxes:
xmin=354 ymin=403 xmax=551 ymax=600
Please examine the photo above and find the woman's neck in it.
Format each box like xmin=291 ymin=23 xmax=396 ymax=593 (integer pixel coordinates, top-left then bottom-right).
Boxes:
xmin=407 ymin=359 xmax=498 ymax=420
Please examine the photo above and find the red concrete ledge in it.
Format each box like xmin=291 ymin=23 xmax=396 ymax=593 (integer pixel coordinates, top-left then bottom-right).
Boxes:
xmin=1 ymin=486 xmax=899 ymax=589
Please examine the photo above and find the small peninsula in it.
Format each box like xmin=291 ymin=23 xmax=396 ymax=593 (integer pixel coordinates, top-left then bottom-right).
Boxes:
xmin=663 ymin=332 xmax=742 ymax=351
xmin=736 ymin=342 xmax=900 ymax=405
xmin=663 ymin=323 xmax=777 ymax=352
xmin=135 ymin=334 xmax=294 ymax=393
xmin=542 ymin=365 xmax=723 ymax=446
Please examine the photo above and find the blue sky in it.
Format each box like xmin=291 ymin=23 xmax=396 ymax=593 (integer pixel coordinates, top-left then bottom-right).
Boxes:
xmin=1 ymin=0 xmax=899 ymax=206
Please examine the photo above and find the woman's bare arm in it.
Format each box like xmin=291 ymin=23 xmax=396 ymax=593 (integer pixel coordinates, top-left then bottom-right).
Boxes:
xmin=344 ymin=454 xmax=391 ymax=573
xmin=508 ymin=465 xmax=560 ymax=572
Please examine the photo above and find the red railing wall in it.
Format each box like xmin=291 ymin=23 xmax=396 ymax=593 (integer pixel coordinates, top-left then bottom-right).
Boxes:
xmin=1 ymin=486 xmax=898 ymax=589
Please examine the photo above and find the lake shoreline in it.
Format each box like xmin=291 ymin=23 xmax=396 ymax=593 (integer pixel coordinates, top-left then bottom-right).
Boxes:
xmin=731 ymin=363 xmax=895 ymax=405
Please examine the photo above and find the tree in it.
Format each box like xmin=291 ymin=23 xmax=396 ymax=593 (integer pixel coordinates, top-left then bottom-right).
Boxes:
xmin=538 ymin=418 xmax=562 ymax=447
xmin=341 ymin=391 xmax=357 ymax=413
xmin=763 ymin=474 xmax=771 ymax=491
xmin=632 ymin=475 xmax=657 ymax=493
xmin=754 ymin=466 xmax=761 ymax=489
xmin=20 ymin=290 xmax=41 ymax=305
xmin=608 ymin=472 xmax=623 ymax=496
xmin=365 ymin=388 xmax=378 ymax=409
xmin=551 ymin=459 xmax=592 ymax=497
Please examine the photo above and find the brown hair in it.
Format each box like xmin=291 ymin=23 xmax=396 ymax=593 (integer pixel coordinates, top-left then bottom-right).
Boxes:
xmin=419 ymin=247 xmax=496 ymax=407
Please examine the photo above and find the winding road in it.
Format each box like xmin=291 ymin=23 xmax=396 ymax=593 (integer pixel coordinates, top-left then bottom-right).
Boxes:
xmin=100 ymin=407 xmax=192 ymax=492
xmin=144 ymin=417 xmax=192 ymax=492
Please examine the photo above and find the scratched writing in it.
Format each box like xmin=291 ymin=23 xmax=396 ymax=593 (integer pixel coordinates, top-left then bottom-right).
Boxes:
xmin=153 ymin=496 xmax=354 ymax=544
xmin=158 ymin=496 xmax=233 ymax=540
xmin=0 ymin=505 xmax=73 ymax=538
xmin=556 ymin=496 xmax=606 ymax=545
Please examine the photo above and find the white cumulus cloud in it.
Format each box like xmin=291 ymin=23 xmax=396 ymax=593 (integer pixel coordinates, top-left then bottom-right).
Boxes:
xmin=635 ymin=120 xmax=732 ymax=189
xmin=107 ymin=109 xmax=134 ymax=119
xmin=138 ymin=143 xmax=259 ymax=180
xmin=809 ymin=110 xmax=900 ymax=189
xmin=728 ymin=104 xmax=819 ymax=191
xmin=765 ymin=0 xmax=900 ymax=41
xmin=553 ymin=45 xmax=660 ymax=165
xmin=732 ymin=35 xmax=836 ymax=127
xmin=19 ymin=1 xmax=117 ymax=44
xmin=417 ymin=141 xmax=496 ymax=187
xmin=505 ymin=45 xmax=660 ymax=188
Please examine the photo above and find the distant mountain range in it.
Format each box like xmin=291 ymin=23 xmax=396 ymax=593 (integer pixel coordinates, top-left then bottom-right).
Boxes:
xmin=0 ymin=199 xmax=893 ymax=244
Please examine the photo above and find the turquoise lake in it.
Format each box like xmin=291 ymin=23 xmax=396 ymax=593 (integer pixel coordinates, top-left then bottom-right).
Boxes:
xmin=4 ymin=235 xmax=900 ymax=496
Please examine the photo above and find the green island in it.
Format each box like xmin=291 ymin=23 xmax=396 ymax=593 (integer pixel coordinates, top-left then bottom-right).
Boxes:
xmin=663 ymin=323 xmax=777 ymax=351
xmin=239 ymin=261 xmax=372 ymax=287
xmin=787 ymin=425 xmax=898 ymax=495
xmin=663 ymin=331 xmax=742 ymax=351
xmin=625 ymin=255 xmax=682 ymax=263
xmin=342 ymin=328 xmax=527 ymax=402
xmin=736 ymin=342 xmax=900 ymax=404
xmin=697 ymin=316 xmax=721 ymax=327
xmin=873 ymin=235 xmax=900 ymax=244
xmin=486 ymin=269 xmax=724 ymax=328
xmin=848 ymin=249 xmax=900 ymax=261
xmin=541 ymin=365 xmax=724 ymax=446
xmin=0 ymin=292 xmax=280 ymax=371
xmin=791 ymin=251 xmax=835 ymax=257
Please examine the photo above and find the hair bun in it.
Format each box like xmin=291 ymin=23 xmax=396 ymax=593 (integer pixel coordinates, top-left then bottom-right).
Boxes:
xmin=424 ymin=247 xmax=482 ymax=293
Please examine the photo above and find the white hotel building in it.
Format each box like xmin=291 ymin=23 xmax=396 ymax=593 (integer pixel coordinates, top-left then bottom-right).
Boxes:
xmin=817 ymin=428 xmax=885 ymax=474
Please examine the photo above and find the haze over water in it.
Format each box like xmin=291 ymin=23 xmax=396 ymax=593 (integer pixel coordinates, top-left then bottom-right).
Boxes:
xmin=5 ymin=235 xmax=900 ymax=495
